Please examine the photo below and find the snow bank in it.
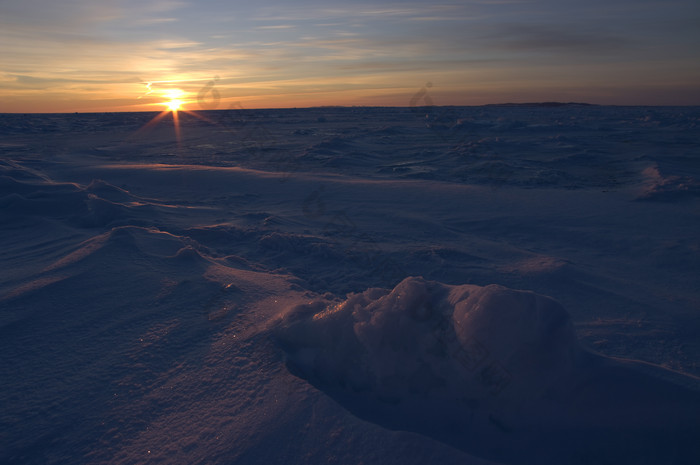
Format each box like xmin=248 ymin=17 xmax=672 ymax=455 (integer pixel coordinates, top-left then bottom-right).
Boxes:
xmin=275 ymin=277 xmax=700 ymax=465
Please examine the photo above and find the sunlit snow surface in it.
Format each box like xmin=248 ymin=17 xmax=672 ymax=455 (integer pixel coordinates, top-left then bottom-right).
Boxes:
xmin=1 ymin=106 xmax=700 ymax=464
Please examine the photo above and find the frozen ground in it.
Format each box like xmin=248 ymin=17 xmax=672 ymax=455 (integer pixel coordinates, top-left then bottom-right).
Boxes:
xmin=1 ymin=105 xmax=699 ymax=464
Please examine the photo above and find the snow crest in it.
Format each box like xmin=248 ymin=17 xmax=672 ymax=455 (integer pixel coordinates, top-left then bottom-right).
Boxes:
xmin=277 ymin=277 xmax=578 ymax=402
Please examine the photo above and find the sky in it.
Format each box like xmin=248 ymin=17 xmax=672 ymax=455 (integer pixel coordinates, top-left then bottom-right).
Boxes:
xmin=1 ymin=0 xmax=699 ymax=113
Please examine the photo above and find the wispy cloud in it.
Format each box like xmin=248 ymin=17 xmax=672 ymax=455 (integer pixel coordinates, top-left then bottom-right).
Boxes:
xmin=133 ymin=17 xmax=179 ymax=25
xmin=1 ymin=0 xmax=699 ymax=111
xmin=484 ymin=23 xmax=629 ymax=54
xmin=256 ymin=25 xmax=296 ymax=30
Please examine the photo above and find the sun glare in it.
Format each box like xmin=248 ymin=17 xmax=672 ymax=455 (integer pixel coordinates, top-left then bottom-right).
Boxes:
xmin=167 ymin=99 xmax=183 ymax=111
xmin=163 ymin=88 xmax=185 ymax=112
xmin=136 ymin=84 xmax=216 ymax=146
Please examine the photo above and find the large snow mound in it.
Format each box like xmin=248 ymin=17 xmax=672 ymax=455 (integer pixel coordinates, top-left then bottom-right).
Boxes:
xmin=275 ymin=277 xmax=700 ymax=465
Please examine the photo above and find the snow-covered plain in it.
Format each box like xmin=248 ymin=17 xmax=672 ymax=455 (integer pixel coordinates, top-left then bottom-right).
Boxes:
xmin=1 ymin=105 xmax=699 ymax=464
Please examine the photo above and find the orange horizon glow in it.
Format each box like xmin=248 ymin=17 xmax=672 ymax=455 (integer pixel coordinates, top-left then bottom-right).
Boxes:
xmin=2 ymin=80 xmax=700 ymax=114
xmin=2 ymin=68 xmax=700 ymax=114
xmin=4 ymin=90 xmax=700 ymax=115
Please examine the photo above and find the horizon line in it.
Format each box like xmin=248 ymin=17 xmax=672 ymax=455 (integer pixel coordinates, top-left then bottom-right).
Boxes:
xmin=4 ymin=101 xmax=700 ymax=115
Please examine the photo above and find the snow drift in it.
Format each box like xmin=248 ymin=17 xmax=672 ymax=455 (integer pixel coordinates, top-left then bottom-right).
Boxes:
xmin=275 ymin=277 xmax=700 ymax=465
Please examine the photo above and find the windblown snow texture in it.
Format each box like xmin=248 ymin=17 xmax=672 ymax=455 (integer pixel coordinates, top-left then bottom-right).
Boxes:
xmin=1 ymin=106 xmax=700 ymax=464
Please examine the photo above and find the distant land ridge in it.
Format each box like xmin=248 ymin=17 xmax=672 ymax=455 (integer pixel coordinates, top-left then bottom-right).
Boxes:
xmin=484 ymin=101 xmax=597 ymax=107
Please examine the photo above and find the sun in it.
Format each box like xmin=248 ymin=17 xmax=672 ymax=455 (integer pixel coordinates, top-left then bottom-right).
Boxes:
xmin=162 ymin=88 xmax=185 ymax=112
xmin=136 ymin=84 xmax=216 ymax=146
xmin=166 ymin=99 xmax=183 ymax=112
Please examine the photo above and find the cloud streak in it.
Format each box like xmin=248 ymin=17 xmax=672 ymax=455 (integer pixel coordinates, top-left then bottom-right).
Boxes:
xmin=483 ymin=23 xmax=629 ymax=54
